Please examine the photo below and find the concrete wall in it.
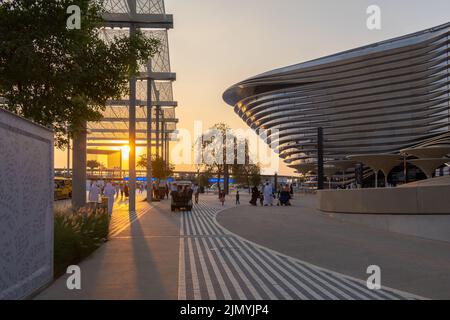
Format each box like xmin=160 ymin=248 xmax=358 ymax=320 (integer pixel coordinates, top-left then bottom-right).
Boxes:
xmin=0 ymin=109 xmax=54 ymax=300
xmin=318 ymin=186 xmax=450 ymax=243
xmin=323 ymin=211 xmax=450 ymax=243
xmin=318 ymin=186 xmax=450 ymax=215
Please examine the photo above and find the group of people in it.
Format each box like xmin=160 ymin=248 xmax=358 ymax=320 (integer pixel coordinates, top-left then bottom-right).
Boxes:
xmin=171 ymin=183 xmax=194 ymax=199
xmin=88 ymin=179 xmax=294 ymax=216
xmin=250 ymin=181 xmax=294 ymax=207
xmin=88 ymin=180 xmax=128 ymax=216
xmin=215 ymin=181 xmax=294 ymax=207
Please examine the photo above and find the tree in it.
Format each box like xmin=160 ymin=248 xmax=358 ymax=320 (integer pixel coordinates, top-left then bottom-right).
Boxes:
xmin=87 ymin=159 xmax=102 ymax=175
xmin=137 ymin=155 xmax=174 ymax=181
xmin=197 ymin=123 xmax=259 ymax=194
xmin=248 ymin=164 xmax=262 ymax=187
xmin=233 ymin=162 xmax=262 ymax=191
xmin=0 ymin=0 xmax=160 ymax=147
xmin=197 ymin=172 xmax=211 ymax=189
xmin=196 ymin=123 xmax=232 ymax=193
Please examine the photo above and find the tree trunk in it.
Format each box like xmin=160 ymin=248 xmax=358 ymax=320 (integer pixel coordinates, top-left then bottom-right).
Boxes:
xmin=217 ymin=171 xmax=221 ymax=195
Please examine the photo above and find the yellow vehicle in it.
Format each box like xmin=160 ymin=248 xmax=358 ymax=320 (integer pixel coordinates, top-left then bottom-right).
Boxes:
xmin=54 ymin=177 xmax=72 ymax=200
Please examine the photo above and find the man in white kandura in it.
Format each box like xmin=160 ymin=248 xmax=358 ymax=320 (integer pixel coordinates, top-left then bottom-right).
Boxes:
xmin=103 ymin=182 xmax=116 ymax=217
xmin=88 ymin=182 xmax=101 ymax=210
xmin=263 ymin=181 xmax=274 ymax=206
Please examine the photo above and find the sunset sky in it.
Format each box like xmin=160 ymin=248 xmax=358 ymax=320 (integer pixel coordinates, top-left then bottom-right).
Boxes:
xmin=55 ymin=0 xmax=450 ymax=175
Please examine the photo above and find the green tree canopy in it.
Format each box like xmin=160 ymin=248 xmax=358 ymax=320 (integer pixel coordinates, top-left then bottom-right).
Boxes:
xmin=137 ymin=155 xmax=174 ymax=181
xmin=0 ymin=0 xmax=160 ymax=147
xmin=87 ymin=159 xmax=102 ymax=173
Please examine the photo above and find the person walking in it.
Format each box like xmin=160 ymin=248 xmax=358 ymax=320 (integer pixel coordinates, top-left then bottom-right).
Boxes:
xmin=263 ymin=182 xmax=274 ymax=206
xmin=124 ymin=184 xmax=129 ymax=199
xmin=193 ymin=183 xmax=200 ymax=204
xmin=249 ymin=186 xmax=259 ymax=206
xmin=114 ymin=183 xmax=120 ymax=200
xmin=104 ymin=182 xmax=116 ymax=217
xmin=165 ymin=183 xmax=170 ymax=199
xmin=88 ymin=182 xmax=100 ymax=211
xmin=235 ymin=190 xmax=240 ymax=205
xmin=219 ymin=190 xmax=226 ymax=206
xmin=119 ymin=183 xmax=124 ymax=199
xmin=278 ymin=185 xmax=292 ymax=206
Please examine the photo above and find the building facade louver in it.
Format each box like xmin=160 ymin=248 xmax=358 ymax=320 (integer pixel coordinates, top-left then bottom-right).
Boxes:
xmin=223 ymin=23 xmax=450 ymax=173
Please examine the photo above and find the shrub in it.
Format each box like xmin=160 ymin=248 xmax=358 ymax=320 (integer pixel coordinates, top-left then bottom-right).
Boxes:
xmin=54 ymin=207 xmax=109 ymax=278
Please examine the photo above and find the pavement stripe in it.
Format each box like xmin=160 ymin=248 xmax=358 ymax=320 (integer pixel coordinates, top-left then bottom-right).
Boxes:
xmin=234 ymin=237 xmax=324 ymax=300
xmin=205 ymin=236 xmax=247 ymax=300
xmin=194 ymin=237 xmax=217 ymax=300
xmin=187 ymin=238 xmax=202 ymax=300
xmin=178 ymin=237 xmax=186 ymax=300
xmin=212 ymin=237 xmax=263 ymax=300
xmin=183 ymin=212 xmax=192 ymax=235
xmin=225 ymin=237 xmax=298 ymax=300
xmin=196 ymin=210 xmax=220 ymax=235
xmin=193 ymin=211 xmax=211 ymax=235
xmin=200 ymin=237 xmax=232 ymax=300
xmin=178 ymin=200 xmax=421 ymax=301
xmin=219 ymin=237 xmax=278 ymax=300
xmin=269 ymin=254 xmax=346 ymax=300
xmin=186 ymin=212 xmax=195 ymax=236
xmin=193 ymin=212 xmax=207 ymax=235
xmin=178 ymin=210 xmax=187 ymax=300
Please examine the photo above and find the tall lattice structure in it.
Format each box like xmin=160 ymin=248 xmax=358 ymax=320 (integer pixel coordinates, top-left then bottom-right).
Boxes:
xmin=79 ymin=0 xmax=177 ymax=211
xmin=87 ymin=0 xmax=177 ymax=149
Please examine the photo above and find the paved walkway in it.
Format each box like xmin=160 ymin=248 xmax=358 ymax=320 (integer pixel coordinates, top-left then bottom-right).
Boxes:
xmin=38 ymin=195 xmax=179 ymax=300
xmin=218 ymin=194 xmax=450 ymax=300
xmin=37 ymin=194 xmax=428 ymax=300
xmin=178 ymin=201 xmax=418 ymax=300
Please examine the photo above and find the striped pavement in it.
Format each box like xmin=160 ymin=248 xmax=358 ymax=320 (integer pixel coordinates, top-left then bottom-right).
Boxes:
xmin=178 ymin=201 xmax=423 ymax=300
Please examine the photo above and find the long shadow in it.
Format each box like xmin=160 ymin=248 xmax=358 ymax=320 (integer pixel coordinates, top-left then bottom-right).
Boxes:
xmin=126 ymin=201 xmax=179 ymax=299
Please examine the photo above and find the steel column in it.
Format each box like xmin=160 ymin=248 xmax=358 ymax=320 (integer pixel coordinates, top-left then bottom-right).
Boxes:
xmin=72 ymin=125 xmax=87 ymax=209
xmin=317 ymin=127 xmax=324 ymax=190
xmin=155 ymin=105 xmax=160 ymax=158
xmin=146 ymin=69 xmax=153 ymax=204
xmin=128 ymin=6 xmax=137 ymax=213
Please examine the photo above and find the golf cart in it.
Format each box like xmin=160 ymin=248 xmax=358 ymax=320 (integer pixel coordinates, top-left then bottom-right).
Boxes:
xmin=171 ymin=181 xmax=193 ymax=212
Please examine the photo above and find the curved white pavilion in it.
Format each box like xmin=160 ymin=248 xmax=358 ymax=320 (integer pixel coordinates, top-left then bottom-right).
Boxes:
xmin=223 ymin=22 xmax=450 ymax=175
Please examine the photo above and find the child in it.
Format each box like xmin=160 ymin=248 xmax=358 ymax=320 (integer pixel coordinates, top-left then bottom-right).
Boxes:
xmin=235 ymin=191 xmax=240 ymax=205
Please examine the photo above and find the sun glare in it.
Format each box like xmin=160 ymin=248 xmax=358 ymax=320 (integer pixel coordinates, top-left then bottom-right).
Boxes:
xmin=121 ymin=145 xmax=131 ymax=160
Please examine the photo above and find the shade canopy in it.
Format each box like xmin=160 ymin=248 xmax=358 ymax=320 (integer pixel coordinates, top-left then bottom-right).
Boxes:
xmin=401 ymin=147 xmax=450 ymax=159
xmin=326 ymin=160 xmax=357 ymax=171
xmin=407 ymin=158 xmax=450 ymax=179
xmin=348 ymin=154 xmax=402 ymax=187
xmin=348 ymin=154 xmax=402 ymax=176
